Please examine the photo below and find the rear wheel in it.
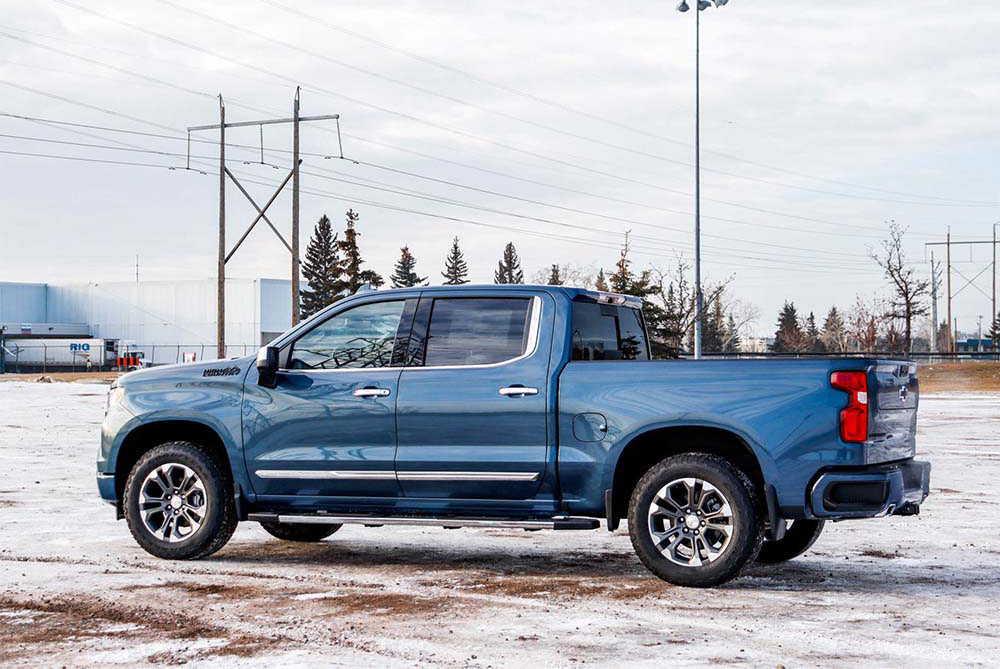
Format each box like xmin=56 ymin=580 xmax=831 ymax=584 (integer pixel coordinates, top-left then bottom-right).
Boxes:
xmin=123 ymin=441 xmax=237 ymax=560
xmin=628 ymin=453 xmax=764 ymax=587
xmin=259 ymin=522 xmax=341 ymax=542
xmin=756 ymin=519 xmax=824 ymax=564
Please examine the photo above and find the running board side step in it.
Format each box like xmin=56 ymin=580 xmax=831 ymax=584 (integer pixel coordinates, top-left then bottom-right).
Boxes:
xmin=247 ymin=512 xmax=599 ymax=531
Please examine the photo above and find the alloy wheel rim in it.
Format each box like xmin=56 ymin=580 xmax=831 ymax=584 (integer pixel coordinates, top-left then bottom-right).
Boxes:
xmin=139 ymin=463 xmax=207 ymax=543
xmin=647 ymin=477 xmax=734 ymax=567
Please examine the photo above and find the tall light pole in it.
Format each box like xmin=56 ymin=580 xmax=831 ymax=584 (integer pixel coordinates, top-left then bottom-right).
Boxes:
xmin=676 ymin=0 xmax=729 ymax=359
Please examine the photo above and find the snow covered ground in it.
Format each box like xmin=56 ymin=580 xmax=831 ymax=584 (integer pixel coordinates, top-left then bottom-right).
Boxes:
xmin=1 ymin=381 xmax=997 ymax=667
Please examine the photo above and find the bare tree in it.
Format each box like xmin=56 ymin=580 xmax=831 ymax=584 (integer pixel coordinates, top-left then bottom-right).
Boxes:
xmin=647 ymin=256 xmax=733 ymax=354
xmin=869 ymin=221 xmax=929 ymax=354
xmin=849 ymin=294 xmax=880 ymax=353
xmin=529 ymin=263 xmax=598 ymax=288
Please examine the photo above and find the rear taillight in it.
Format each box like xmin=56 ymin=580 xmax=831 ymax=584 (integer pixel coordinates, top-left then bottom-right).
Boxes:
xmin=830 ymin=371 xmax=868 ymax=443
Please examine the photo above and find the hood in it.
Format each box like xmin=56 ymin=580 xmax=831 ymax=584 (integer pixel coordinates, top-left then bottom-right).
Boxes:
xmin=115 ymin=355 xmax=256 ymax=386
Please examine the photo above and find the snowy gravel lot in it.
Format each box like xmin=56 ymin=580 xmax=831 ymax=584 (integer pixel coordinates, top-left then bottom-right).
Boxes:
xmin=1 ymin=381 xmax=998 ymax=667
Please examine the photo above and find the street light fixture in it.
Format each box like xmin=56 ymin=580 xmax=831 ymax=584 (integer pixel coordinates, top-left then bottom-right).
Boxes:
xmin=676 ymin=0 xmax=730 ymax=359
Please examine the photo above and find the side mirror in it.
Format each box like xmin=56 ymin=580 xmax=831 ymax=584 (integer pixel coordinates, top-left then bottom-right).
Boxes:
xmin=256 ymin=346 xmax=279 ymax=388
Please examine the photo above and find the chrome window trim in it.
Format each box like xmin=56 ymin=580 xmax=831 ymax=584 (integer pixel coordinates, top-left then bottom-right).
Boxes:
xmin=255 ymin=470 xmax=539 ymax=482
xmin=407 ymin=295 xmax=542 ymax=372
xmin=278 ymin=295 xmax=543 ymax=374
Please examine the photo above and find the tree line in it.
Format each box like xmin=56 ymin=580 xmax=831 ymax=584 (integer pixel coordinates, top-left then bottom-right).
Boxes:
xmin=301 ymin=211 xmax=990 ymax=355
xmin=299 ymin=211 xmax=756 ymax=356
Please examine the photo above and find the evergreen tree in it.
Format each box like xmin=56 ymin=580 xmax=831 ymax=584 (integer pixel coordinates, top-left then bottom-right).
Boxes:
xmin=390 ymin=246 xmax=427 ymax=288
xmin=594 ymin=268 xmax=609 ymax=292
xmin=989 ymin=311 xmax=1000 ymax=349
xmin=608 ymin=233 xmax=652 ymax=297
xmin=547 ymin=264 xmax=563 ymax=285
xmin=821 ymin=306 xmax=846 ymax=352
xmin=805 ymin=311 xmax=822 ymax=351
xmin=299 ymin=214 xmax=343 ymax=318
xmin=441 ymin=236 xmax=469 ymax=285
xmin=336 ymin=209 xmax=383 ymax=294
xmin=494 ymin=242 xmax=524 ymax=284
xmin=772 ymin=301 xmax=806 ymax=352
xmin=702 ymin=299 xmax=725 ymax=353
xmin=724 ymin=313 xmax=741 ymax=353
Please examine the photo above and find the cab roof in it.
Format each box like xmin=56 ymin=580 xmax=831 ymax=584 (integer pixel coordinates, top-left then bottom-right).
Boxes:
xmin=360 ymin=284 xmax=644 ymax=306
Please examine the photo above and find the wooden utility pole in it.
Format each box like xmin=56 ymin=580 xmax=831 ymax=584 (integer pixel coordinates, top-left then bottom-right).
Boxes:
xmin=291 ymin=87 xmax=301 ymax=326
xmin=217 ymin=95 xmax=226 ymax=360
xmin=946 ymin=230 xmax=952 ymax=354
xmin=993 ymin=222 xmax=997 ymax=352
xmin=930 ymin=251 xmax=940 ymax=352
xmin=189 ymin=90 xmax=338 ymax=358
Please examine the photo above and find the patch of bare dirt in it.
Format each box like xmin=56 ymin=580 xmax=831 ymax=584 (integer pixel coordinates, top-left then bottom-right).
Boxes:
xmin=0 ymin=594 xmax=288 ymax=662
xmin=919 ymin=362 xmax=1000 ymax=393
xmin=121 ymin=580 xmax=286 ymax=600
xmin=861 ymin=549 xmax=901 ymax=559
xmin=317 ymin=591 xmax=451 ymax=616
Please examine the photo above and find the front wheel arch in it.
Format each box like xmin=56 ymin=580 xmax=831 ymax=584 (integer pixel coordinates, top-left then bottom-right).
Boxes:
xmin=114 ymin=420 xmax=234 ymax=506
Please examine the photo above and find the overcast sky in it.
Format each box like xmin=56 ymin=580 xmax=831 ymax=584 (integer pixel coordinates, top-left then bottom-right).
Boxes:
xmin=1 ymin=0 xmax=998 ymax=337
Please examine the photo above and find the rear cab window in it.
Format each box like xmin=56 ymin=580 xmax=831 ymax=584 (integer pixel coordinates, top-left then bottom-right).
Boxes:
xmin=571 ymin=300 xmax=650 ymax=361
xmin=408 ymin=296 xmax=538 ymax=367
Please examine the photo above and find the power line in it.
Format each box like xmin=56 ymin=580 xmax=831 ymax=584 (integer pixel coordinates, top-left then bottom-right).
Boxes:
xmin=0 ymin=134 xmax=869 ymax=270
xmin=46 ymin=0 xmax=974 ymax=231
xmin=254 ymin=0 xmax=995 ymax=207
xmin=0 ymin=143 xmax=882 ymax=276
xmin=151 ymin=0 xmax=992 ymax=209
xmin=0 ymin=122 xmax=876 ymax=263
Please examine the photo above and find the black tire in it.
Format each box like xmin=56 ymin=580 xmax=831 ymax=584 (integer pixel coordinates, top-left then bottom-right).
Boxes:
xmin=756 ymin=519 xmax=824 ymax=564
xmin=628 ymin=453 xmax=764 ymax=588
xmin=123 ymin=441 xmax=238 ymax=560
xmin=259 ymin=521 xmax=341 ymax=542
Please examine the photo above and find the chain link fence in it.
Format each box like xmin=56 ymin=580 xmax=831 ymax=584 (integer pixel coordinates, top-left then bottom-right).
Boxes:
xmin=0 ymin=344 xmax=258 ymax=373
xmin=2 ymin=343 xmax=998 ymax=374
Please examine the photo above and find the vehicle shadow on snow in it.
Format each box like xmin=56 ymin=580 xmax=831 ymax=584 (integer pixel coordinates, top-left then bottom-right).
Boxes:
xmin=208 ymin=539 xmax=998 ymax=596
xmin=738 ymin=558 xmax=999 ymax=594
xmin=213 ymin=538 xmax=645 ymax=578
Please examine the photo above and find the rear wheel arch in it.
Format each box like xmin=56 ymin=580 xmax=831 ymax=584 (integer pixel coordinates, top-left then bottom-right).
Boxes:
xmin=609 ymin=426 xmax=768 ymax=524
xmin=114 ymin=420 xmax=234 ymax=501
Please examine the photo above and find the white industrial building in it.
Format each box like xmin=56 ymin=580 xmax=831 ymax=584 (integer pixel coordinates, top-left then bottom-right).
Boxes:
xmin=1 ymin=278 xmax=293 ymax=365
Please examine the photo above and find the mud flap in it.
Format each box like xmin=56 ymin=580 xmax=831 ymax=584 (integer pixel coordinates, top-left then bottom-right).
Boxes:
xmin=605 ymin=488 xmax=620 ymax=532
xmin=765 ymin=484 xmax=786 ymax=541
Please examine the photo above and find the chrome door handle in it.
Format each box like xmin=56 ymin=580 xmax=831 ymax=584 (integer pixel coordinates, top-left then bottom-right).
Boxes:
xmin=499 ymin=386 xmax=538 ymax=397
xmin=353 ymin=387 xmax=390 ymax=398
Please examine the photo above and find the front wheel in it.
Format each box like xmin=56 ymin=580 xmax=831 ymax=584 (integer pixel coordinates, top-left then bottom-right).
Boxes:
xmin=628 ymin=453 xmax=764 ymax=588
xmin=756 ymin=520 xmax=824 ymax=564
xmin=123 ymin=441 xmax=237 ymax=560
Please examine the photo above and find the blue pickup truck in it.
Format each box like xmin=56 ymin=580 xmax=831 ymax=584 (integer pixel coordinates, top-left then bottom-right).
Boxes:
xmin=98 ymin=285 xmax=930 ymax=587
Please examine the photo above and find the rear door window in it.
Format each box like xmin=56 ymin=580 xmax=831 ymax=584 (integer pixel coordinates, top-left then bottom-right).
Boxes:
xmin=419 ymin=297 xmax=532 ymax=367
xmin=571 ymin=301 xmax=649 ymax=361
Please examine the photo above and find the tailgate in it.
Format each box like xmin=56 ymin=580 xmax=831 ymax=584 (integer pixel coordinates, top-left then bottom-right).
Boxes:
xmin=866 ymin=362 xmax=918 ymax=464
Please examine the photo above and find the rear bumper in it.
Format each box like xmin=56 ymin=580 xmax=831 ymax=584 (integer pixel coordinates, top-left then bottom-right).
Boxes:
xmin=809 ymin=459 xmax=930 ymax=519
